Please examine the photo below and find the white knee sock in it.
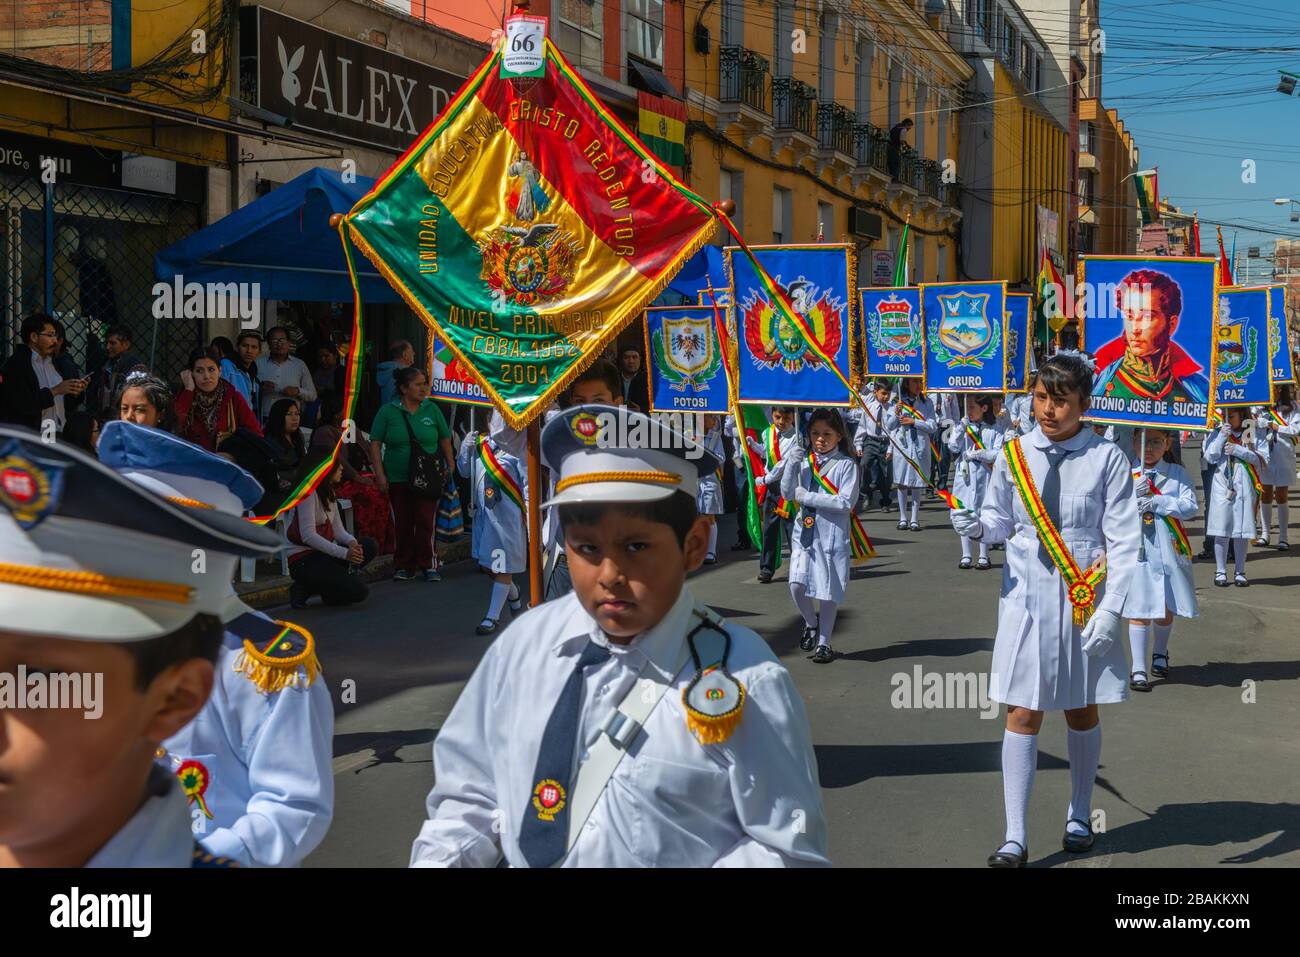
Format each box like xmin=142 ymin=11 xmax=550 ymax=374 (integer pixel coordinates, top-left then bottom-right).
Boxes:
xmin=1154 ymin=621 xmax=1173 ymax=657
xmin=507 ymin=581 xmax=519 ymax=602
xmin=486 ymin=581 xmax=510 ymax=620
xmin=909 ymin=491 xmax=921 ymax=525
xmin=1234 ymin=537 xmax=1249 ymax=575
xmin=897 ymin=489 xmax=907 ymax=522
xmin=1215 ymin=537 xmax=1229 ymax=575
xmin=1001 ymin=729 xmax=1038 ymax=850
xmin=790 ymin=581 xmax=817 ymax=628
xmin=1066 ymin=724 xmax=1102 ymax=834
xmin=961 ymin=536 xmax=973 ymax=560
xmin=979 ymin=540 xmax=990 ymax=561
xmin=816 ymin=600 xmax=839 ymax=647
xmin=1262 ymin=501 xmax=1273 ymax=538
xmin=707 ymin=523 xmax=718 ymax=556
xmin=1128 ymin=622 xmax=1149 ymax=675
xmin=1279 ymin=502 xmax=1290 ymax=542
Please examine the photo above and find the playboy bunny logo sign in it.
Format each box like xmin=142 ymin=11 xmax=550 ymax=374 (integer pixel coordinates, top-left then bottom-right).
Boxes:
xmin=277 ymin=36 xmax=305 ymax=105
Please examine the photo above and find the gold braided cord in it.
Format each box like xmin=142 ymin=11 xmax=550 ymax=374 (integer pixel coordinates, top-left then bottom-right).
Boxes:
xmin=555 ymin=470 xmax=682 ymax=493
xmin=0 ymin=561 xmax=194 ymax=604
xmin=165 ymin=494 xmax=214 ymax=509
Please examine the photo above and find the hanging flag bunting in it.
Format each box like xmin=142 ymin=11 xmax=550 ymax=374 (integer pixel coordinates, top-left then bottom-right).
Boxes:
xmin=726 ymin=243 xmax=857 ymax=405
xmin=342 ymin=32 xmax=717 ymax=429
xmin=1215 ymin=286 xmax=1274 ymax=408
xmin=1082 ymin=255 xmax=1218 ymax=430
xmin=1004 ymin=292 xmax=1033 ymax=393
xmin=921 ymin=281 xmax=1007 ymax=394
xmin=1135 ymin=170 xmax=1158 ymax=226
xmin=1037 ymin=248 xmax=1068 ymax=336
xmin=637 ymin=91 xmax=686 ymax=168
xmin=1268 ymin=284 xmax=1295 ymax=384
xmin=861 ymin=286 xmax=924 ymax=378
xmin=644 ymin=305 xmax=730 ymax=413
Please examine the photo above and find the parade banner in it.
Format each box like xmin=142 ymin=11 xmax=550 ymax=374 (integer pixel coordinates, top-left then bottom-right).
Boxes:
xmin=921 ymin=280 xmax=1007 ymax=393
xmin=343 ymin=36 xmax=717 ymax=429
xmin=643 ymin=305 xmax=730 ymax=413
xmin=1081 ymin=255 xmax=1218 ymax=430
xmin=698 ymin=288 xmax=731 ymax=307
xmin=1268 ymin=284 xmax=1295 ymax=384
xmin=1215 ymin=287 xmax=1274 ymax=408
xmin=1004 ymin=292 xmax=1033 ymax=393
xmin=428 ymin=331 xmax=492 ymax=406
xmin=726 ymin=243 xmax=855 ymax=405
xmin=862 ymin=286 xmax=923 ymax=378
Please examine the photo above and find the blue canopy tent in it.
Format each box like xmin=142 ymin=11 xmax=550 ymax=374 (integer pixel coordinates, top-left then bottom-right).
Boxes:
xmin=155 ymin=167 xmax=398 ymax=303
xmin=666 ymin=244 xmax=728 ymax=302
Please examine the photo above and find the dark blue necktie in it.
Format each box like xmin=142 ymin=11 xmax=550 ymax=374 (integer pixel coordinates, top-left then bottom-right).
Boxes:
xmin=518 ymin=641 xmax=611 ymax=868
xmin=1039 ymin=447 xmax=1068 ymax=570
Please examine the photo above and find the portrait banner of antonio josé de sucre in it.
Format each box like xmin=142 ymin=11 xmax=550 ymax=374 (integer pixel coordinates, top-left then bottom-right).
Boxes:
xmin=1081 ymin=255 xmax=1221 ymax=431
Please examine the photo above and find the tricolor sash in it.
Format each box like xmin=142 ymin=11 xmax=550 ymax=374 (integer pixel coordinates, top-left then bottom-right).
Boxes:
xmin=1266 ymin=408 xmax=1288 ymax=429
xmin=898 ymin=400 xmax=940 ymax=461
xmin=1005 ymin=438 xmax=1106 ymax=627
xmin=766 ymin=426 xmax=792 ymax=518
xmin=808 ymin=452 xmax=875 ymax=564
xmin=478 ymin=436 xmax=525 ymax=511
xmin=964 ymin=423 xmax=986 ymax=450
xmin=1134 ymin=469 xmax=1193 ymax=558
xmin=1226 ymin=435 xmax=1264 ymax=499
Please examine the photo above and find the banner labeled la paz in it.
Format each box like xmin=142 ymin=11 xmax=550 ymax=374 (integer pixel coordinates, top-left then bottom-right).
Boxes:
xmin=345 ymin=35 xmax=716 ymax=428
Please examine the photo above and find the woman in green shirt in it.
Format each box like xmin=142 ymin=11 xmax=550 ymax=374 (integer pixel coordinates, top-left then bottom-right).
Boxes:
xmin=370 ymin=366 xmax=455 ymax=581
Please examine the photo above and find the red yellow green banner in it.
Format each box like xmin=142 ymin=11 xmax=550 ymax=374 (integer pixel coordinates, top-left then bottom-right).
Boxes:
xmin=637 ymin=91 xmax=686 ymax=167
xmin=343 ymin=39 xmax=717 ymax=429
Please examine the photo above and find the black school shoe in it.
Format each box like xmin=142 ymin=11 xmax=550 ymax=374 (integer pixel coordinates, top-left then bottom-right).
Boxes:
xmin=1129 ymin=670 xmax=1151 ymax=692
xmin=757 ymin=570 xmax=773 ymax=583
xmin=1234 ymin=574 xmax=1250 ymax=587
xmin=1214 ymin=574 xmax=1230 ymax=587
xmin=811 ymin=644 xmax=834 ymax=663
xmin=1151 ymin=653 xmax=1170 ymax=678
xmin=987 ymin=841 xmax=1027 ymax=868
xmin=799 ymin=626 xmax=818 ymax=652
xmin=1062 ymin=820 xmax=1095 ymax=853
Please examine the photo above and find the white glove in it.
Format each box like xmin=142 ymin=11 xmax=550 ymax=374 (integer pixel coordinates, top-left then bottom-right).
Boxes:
xmin=462 ymin=430 xmax=481 ymax=449
xmin=793 ymin=486 xmax=809 ymax=504
xmin=1080 ymin=609 xmax=1120 ymax=657
xmin=962 ymin=448 xmax=980 ymax=463
xmin=1226 ymin=443 xmax=1249 ymax=460
xmin=746 ymin=435 xmax=764 ymax=455
xmin=949 ymin=507 xmax=983 ymax=538
xmin=1147 ymin=495 xmax=1172 ymax=516
xmin=1136 ymin=494 xmax=1154 ymax=514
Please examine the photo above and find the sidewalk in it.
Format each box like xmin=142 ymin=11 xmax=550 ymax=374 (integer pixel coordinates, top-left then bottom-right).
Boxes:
xmin=234 ymin=538 xmax=473 ymax=609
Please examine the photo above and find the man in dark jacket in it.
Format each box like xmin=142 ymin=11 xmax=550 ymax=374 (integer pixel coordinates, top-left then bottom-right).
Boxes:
xmin=86 ymin=325 xmax=148 ymax=418
xmin=887 ymin=118 xmax=913 ymax=182
xmin=0 ymin=313 xmax=87 ymax=431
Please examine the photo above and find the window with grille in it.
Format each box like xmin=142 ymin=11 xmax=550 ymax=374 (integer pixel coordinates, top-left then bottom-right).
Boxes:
xmin=627 ymin=0 xmax=664 ymax=66
xmin=555 ymin=0 xmax=603 ymax=72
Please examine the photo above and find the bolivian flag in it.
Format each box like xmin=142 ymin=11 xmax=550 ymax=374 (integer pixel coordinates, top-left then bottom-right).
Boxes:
xmin=344 ymin=39 xmax=717 ymax=429
xmin=638 ymin=91 xmax=686 ymax=168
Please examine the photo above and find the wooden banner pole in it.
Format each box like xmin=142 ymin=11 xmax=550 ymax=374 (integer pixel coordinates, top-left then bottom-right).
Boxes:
xmin=526 ymin=419 xmax=544 ymax=606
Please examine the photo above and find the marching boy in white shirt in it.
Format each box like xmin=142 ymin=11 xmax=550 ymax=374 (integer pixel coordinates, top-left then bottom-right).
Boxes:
xmin=411 ymin=405 xmax=829 ymax=867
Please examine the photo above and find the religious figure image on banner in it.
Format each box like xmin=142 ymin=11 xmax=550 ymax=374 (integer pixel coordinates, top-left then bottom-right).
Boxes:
xmin=726 ymin=244 xmax=855 ymax=405
xmin=1004 ymin=292 xmax=1033 ymax=393
xmin=1268 ymin=284 xmax=1295 ymax=384
xmin=1214 ymin=287 xmax=1274 ymax=408
xmin=644 ymin=305 xmax=730 ymax=413
xmin=862 ymin=286 xmax=923 ymax=378
xmin=921 ymin=281 xmax=1006 ymax=393
xmin=1081 ymin=256 xmax=1218 ymax=430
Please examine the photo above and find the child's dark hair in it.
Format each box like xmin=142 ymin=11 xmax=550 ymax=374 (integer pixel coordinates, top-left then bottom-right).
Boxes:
xmin=968 ymin=393 xmax=996 ymax=426
xmin=557 ymin=490 xmax=699 ymax=547
xmin=807 ymin=407 xmax=853 ymax=455
xmin=568 ymin=359 xmax=621 ymax=403
xmin=118 ymin=613 xmax=224 ymax=691
xmin=772 ymin=406 xmax=796 ymax=416
xmin=1036 ymin=353 xmax=1094 ymax=403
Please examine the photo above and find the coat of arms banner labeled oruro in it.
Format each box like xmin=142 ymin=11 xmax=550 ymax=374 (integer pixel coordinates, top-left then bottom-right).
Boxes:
xmin=921 ymin=281 xmax=1007 ymax=394
xmin=344 ymin=37 xmax=716 ymax=429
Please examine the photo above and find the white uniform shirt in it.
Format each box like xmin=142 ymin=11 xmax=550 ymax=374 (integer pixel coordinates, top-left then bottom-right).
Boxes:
xmin=851 ymin=393 xmax=889 ymax=454
xmin=410 ymin=587 xmax=829 ymax=867
xmin=256 ymin=354 xmax=316 ymax=420
xmin=1203 ymin=426 xmax=1269 ymax=539
xmin=882 ymin=395 xmax=937 ymax=487
xmin=87 ymin=767 xmax=197 ymax=867
xmin=1256 ymin=406 xmax=1300 ymax=487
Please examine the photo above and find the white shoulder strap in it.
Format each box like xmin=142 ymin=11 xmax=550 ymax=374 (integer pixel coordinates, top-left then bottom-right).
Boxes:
xmin=561 ymin=607 xmax=722 ymax=860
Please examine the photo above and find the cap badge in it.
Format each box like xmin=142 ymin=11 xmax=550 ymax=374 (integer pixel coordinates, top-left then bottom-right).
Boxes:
xmin=0 ymin=441 xmax=64 ymax=529
xmin=571 ymin=412 xmax=602 ymax=446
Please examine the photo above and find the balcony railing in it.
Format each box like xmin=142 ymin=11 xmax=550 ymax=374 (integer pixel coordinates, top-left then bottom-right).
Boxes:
xmin=896 ymin=146 xmax=919 ymax=189
xmin=853 ymin=122 xmax=889 ymax=173
xmin=773 ymin=77 xmax=817 ymax=138
xmin=720 ymin=46 xmax=769 ymax=113
xmin=918 ymin=159 xmax=942 ymax=199
xmin=816 ymin=101 xmax=856 ymax=155
xmin=937 ymin=178 xmax=963 ymax=210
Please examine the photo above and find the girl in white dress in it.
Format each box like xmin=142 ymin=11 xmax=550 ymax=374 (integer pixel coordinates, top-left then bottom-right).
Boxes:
xmin=946 ymin=394 xmax=1005 ymax=570
xmin=883 ymin=377 xmax=936 ymax=532
xmin=1123 ymin=429 xmax=1199 ymax=691
xmin=696 ymin=415 xmax=726 ymax=563
xmin=782 ymin=408 xmax=860 ymax=665
xmin=1203 ymin=408 xmax=1270 ymax=587
xmin=949 ymin=354 xmax=1139 ymax=867
xmin=1253 ymin=386 xmax=1299 ymax=548
xmin=458 ymin=421 xmax=529 ymax=634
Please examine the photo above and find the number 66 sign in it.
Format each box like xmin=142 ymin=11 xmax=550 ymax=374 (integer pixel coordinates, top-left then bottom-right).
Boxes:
xmin=501 ymin=15 xmax=546 ymax=78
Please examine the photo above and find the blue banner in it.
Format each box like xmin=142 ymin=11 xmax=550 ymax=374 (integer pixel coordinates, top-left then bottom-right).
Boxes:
xmin=1269 ymin=284 xmax=1295 ymax=384
xmin=922 ymin=281 xmax=1007 ymax=393
xmin=726 ymin=244 xmax=855 ymax=405
xmin=1082 ymin=256 xmax=1217 ymax=430
xmin=1004 ymin=293 xmax=1032 ymax=393
xmin=644 ymin=306 xmax=731 ymax=414
xmin=429 ymin=332 xmax=492 ymax=406
xmin=862 ymin=286 xmax=923 ymax=378
xmin=1215 ymin=287 xmax=1274 ymax=407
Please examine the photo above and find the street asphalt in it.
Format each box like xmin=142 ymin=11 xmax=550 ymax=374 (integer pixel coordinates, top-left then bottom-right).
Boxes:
xmin=293 ymin=445 xmax=1300 ymax=867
